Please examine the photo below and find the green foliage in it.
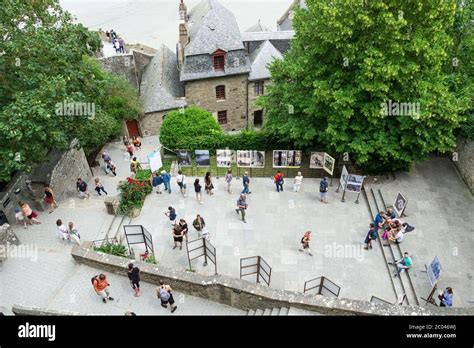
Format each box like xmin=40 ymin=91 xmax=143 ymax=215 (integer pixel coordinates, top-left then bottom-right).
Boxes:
xmin=95 ymin=243 xmax=128 ymax=257
xmin=145 ymin=253 xmax=157 ymax=265
xmin=117 ymin=178 xmax=152 ymax=216
xmin=260 ymin=0 xmax=472 ymax=173
xmin=0 ymin=0 xmax=141 ymax=182
xmin=159 ymin=107 xmax=222 ymax=150
xmin=134 ymin=169 xmax=152 ymax=181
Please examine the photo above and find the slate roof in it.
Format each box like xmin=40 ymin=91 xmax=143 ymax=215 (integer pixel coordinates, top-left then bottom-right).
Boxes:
xmin=185 ymin=0 xmax=245 ymax=56
xmin=241 ymin=30 xmax=294 ymax=42
xmin=245 ymin=20 xmax=272 ymax=33
xmin=248 ymin=40 xmax=283 ymax=81
xmin=140 ymin=44 xmax=186 ymax=113
xmin=277 ymin=0 xmax=307 ymax=29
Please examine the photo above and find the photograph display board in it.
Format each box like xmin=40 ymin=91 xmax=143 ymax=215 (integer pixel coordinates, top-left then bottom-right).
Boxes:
xmin=323 ymin=153 xmax=335 ymax=176
xmin=177 ymin=150 xmax=192 ymax=167
xmin=236 ymin=150 xmax=251 ymax=167
xmin=195 ymin=150 xmax=210 ymax=167
xmin=147 ymin=151 xmax=163 ymax=173
xmin=272 ymin=150 xmax=288 ymax=168
xmin=345 ymin=174 xmax=365 ymax=193
xmin=427 ymin=256 xmax=442 ymax=287
xmin=310 ymin=152 xmax=325 ymax=169
xmin=216 ymin=149 xmax=234 ymax=168
xmin=250 ymin=150 xmax=265 ymax=168
xmin=340 ymin=165 xmax=349 ymax=190
xmin=393 ymin=192 xmax=408 ymax=217
xmin=288 ymin=150 xmax=302 ymax=168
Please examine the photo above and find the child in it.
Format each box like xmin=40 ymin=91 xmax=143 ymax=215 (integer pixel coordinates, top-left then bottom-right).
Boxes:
xmin=94 ymin=178 xmax=108 ymax=196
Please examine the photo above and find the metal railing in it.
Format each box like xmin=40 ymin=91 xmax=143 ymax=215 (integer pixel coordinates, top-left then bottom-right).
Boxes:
xmin=240 ymin=256 xmax=272 ymax=286
xmin=303 ymin=276 xmax=341 ymax=297
xmin=92 ymin=237 xmax=119 ymax=249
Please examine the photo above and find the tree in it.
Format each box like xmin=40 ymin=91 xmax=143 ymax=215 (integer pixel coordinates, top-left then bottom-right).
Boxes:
xmin=159 ymin=107 xmax=222 ymax=150
xmin=260 ymin=0 xmax=472 ymax=172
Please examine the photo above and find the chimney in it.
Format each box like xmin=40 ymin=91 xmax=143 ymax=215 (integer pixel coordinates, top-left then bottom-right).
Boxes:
xmin=178 ymin=0 xmax=189 ymax=66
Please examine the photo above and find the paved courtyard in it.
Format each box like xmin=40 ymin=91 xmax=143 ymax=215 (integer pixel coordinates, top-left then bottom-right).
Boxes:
xmin=1 ymin=136 xmax=473 ymax=314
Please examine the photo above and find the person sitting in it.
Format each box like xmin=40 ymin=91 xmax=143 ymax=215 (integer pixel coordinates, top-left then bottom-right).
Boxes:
xmin=438 ymin=287 xmax=453 ymax=307
xmin=389 ymin=252 xmax=412 ymax=277
xmin=374 ymin=211 xmax=387 ymax=231
xmin=386 ymin=208 xmax=396 ymax=220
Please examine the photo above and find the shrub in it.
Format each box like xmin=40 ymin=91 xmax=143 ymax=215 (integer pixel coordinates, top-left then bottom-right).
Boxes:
xmin=117 ymin=177 xmax=152 ymax=215
xmin=95 ymin=242 xmax=128 ymax=257
xmin=134 ymin=169 xmax=152 ymax=181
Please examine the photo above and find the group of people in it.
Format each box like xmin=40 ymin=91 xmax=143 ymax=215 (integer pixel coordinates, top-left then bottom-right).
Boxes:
xmin=56 ymin=219 xmax=81 ymax=245
xmin=92 ymin=270 xmax=178 ymax=313
xmin=105 ymin=29 xmax=125 ymax=54
xmin=165 ymin=208 xmax=208 ymax=249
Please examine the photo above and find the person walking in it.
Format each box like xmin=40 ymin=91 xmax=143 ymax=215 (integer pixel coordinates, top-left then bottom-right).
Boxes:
xmin=127 ymin=263 xmax=141 ymax=297
xmin=299 ymin=231 xmax=313 ymax=256
xmin=172 ymin=225 xmax=184 ymax=250
xmin=114 ymin=39 xmax=120 ymax=54
xmin=438 ymin=287 xmax=453 ymax=307
xmin=161 ymin=170 xmax=171 ymax=194
xmin=274 ymin=171 xmax=284 ymax=192
xmin=92 ymin=274 xmax=114 ymax=303
xmin=44 ymin=184 xmax=58 ymax=213
xmin=56 ymin=219 xmax=69 ymax=242
xmin=123 ymin=135 xmax=130 ymax=146
xmin=364 ymin=223 xmax=378 ymax=250
xmin=106 ymin=160 xmax=117 ymax=177
xmin=389 ymin=252 xmax=413 ymax=277
xmin=204 ymin=172 xmax=214 ymax=195
xmin=157 ymin=280 xmax=177 ymax=313
xmin=132 ymin=136 xmax=142 ymax=151
xmin=118 ymin=36 xmax=125 ymax=54
xmin=176 ymin=170 xmax=187 ymax=197
xmin=102 ymin=151 xmax=111 ymax=169
xmin=125 ymin=143 xmax=134 ymax=159
xmin=19 ymin=202 xmax=41 ymax=227
xmin=241 ymin=172 xmax=251 ymax=194
xmin=94 ymin=178 xmax=108 ymax=196
xmin=293 ymin=172 xmax=303 ymax=192
xmin=130 ymin=157 xmax=141 ymax=173
xmin=319 ymin=177 xmax=329 ymax=203
xmin=194 ymin=178 xmax=203 ymax=204
xmin=165 ymin=206 xmax=177 ymax=226
xmin=152 ymin=172 xmax=163 ymax=194
xmin=177 ymin=218 xmax=189 ymax=241
xmin=76 ymin=178 xmax=91 ymax=199
xmin=235 ymin=194 xmax=248 ymax=223
xmin=225 ymin=169 xmax=233 ymax=193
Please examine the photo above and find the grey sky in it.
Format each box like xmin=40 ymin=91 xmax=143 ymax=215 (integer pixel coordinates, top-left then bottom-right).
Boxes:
xmin=60 ymin=0 xmax=293 ymax=50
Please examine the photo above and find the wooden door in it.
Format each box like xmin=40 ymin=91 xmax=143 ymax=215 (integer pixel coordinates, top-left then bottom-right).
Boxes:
xmin=126 ymin=119 xmax=140 ymax=137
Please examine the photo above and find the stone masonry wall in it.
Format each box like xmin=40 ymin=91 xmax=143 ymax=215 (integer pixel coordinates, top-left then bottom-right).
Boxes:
xmin=454 ymin=137 xmax=474 ymax=193
xmin=140 ymin=110 xmax=175 ymax=136
xmin=49 ymin=145 xmax=93 ymax=202
xmin=71 ymin=244 xmax=474 ymax=316
xmin=185 ymin=75 xmax=248 ymax=131
xmin=248 ymin=79 xmax=270 ymax=128
xmin=99 ymin=54 xmax=139 ymax=90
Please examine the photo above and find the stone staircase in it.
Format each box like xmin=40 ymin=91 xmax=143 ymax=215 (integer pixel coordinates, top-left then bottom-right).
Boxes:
xmin=246 ymin=307 xmax=320 ymax=316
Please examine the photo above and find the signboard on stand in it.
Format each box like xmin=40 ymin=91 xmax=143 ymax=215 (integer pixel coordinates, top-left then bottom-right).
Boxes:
xmin=393 ymin=192 xmax=408 ymax=217
xmin=323 ymin=153 xmax=335 ymax=176
xmin=147 ymin=151 xmax=163 ymax=173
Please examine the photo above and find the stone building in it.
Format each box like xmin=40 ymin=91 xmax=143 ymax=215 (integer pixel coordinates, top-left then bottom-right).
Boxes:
xmin=277 ymin=0 xmax=307 ymax=31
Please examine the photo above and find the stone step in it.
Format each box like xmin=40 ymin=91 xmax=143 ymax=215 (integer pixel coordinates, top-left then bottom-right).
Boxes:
xmin=263 ymin=308 xmax=272 ymax=316
xmin=270 ymin=307 xmax=280 ymax=316
xmin=254 ymin=308 xmax=264 ymax=316
xmin=279 ymin=307 xmax=290 ymax=315
xmin=288 ymin=307 xmax=321 ymax=315
xmin=247 ymin=309 xmax=256 ymax=316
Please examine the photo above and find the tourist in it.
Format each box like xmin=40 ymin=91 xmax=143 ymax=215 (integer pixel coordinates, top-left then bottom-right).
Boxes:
xmin=76 ymin=178 xmax=90 ymax=199
xmin=299 ymin=231 xmax=313 ymax=256
xmin=176 ymin=170 xmax=187 ymax=197
xmin=389 ymin=252 xmax=413 ymax=277
xmin=319 ymin=177 xmax=329 ymax=203
xmin=152 ymin=172 xmax=163 ymax=194
xmin=56 ymin=219 xmax=69 ymax=242
xmin=106 ymin=160 xmax=117 ymax=176
xmin=126 ymin=142 xmax=134 ymax=158
xmin=172 ymin=225 xmax=184 ymax=250
xmin=132 ymin=135 xmax=142 ymax=151
xmin=194 ymin=178 xmax=203 ymax=204
xmin=94 ymin=178 xmax=108 ymax=196
xmin=110 ymin=29 xmax=117 ymax=42
xmin=241 ymin=172 xmax=251 ymax=194
xmin=204 ymin=172 xmax=214 ymax=195
xmin=274 ymin=170 xmax=284 ymax=192
xmin=157 ymin=280 xmax=177 ymax=313
xmin=192 ymin=214 xmax=206 ymax=236
xmin=19 ymin=202 xmax=41 ymax=227
xmin=130 ymin=157 xmax=141 ymax=173
xmin=293 ymin=171 xmax=303 ymax=192
xmin=386 ymin=207 xmax=396 ymax=220
xmin=374 ymin=211 xmax=387 ymax=231
xmin=118 ymin=36 xmax=125 ymax=54
xmin=438 ymin=287 xmax=453 ymax=307
xmin=102 ymin=152 xmax=111 ymax=165
xmin=165 ymin=206 xmax=177 ymax=226
xmin=105 ymin=30 xmax=110 ymax=41
xmin=364 ymin=223 xmax=378 ymax=250
xmin=225 ymin=169 xmax=233 ymax=193
xmin=67 ymin=222 xmax=81 ymax=244
xmin=127 ymin=263 xmax=141 ymax=297
xmin=177 ymin=218 xmax=189 ymax=241
xmin=43 ymin=184 xmax=58 ymax=213
xmin=123 ymin=135 xmax=130 ymax=146
xmin=114 ymin=39 xmax=120 ymax=54
xmin=235 ymin=194 xmax=248 ymax=223
xmin=92 ymin=274 xmax=114 ymax=303
xmin=161 ymin=170 xmax=171 ymax=194
xmin=14 ymin=207 xmax=26 ymax=228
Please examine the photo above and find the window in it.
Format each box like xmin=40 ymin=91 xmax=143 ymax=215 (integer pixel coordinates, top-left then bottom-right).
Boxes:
xmin=254 ymin=110 xmax=263 ymax=126
xmin=217 ymin=110 xmax=227 ymax=125
xmin=254 ymin=81 xmax=264 ymax=96
xmin=212 ymin=50 xmax=226 ymax=71
xmin=216 ymin=85 xmax=226 ymax=100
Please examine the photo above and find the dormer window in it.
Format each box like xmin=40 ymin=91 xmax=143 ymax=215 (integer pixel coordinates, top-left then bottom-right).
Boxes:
xmin=212 ymin=49 xmax=226 ymax=71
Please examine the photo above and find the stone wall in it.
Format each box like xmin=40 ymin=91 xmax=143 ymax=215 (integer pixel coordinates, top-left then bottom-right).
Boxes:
xmin=248 ymin=79 xmax=270 ymax=128
xmin=140 ymin=110 xmax=175 ymax=136
xmin=185 ymin=75 xmax=248 ymax=131
xmin=0 ymin=172 xmax=33 ymax=225
xmin=71 ymin=244 xmax=474 ymax=316
xmin=12 ymin=305 xmax=83 ymax=316
xmin=49 ymin=144 xmax=93 ymax=202
xmin=99 ymin=54 xmax=139 ymax=90
xmin=454 ymin=137 xmax=474 ymax=193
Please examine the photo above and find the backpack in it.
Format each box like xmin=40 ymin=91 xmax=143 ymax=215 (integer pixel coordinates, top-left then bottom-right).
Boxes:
xmin=159 ymin=287 xmax=170 ymax=301
xmin=91 ymin=275 xmax=98 ymax=286
xmin=319 ymin=181 xmax=328 ymax=192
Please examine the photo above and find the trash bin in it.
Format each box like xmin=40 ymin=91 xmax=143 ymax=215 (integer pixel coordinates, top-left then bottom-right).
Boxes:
xmin=0 ymin=210 xmax=8 ymax=226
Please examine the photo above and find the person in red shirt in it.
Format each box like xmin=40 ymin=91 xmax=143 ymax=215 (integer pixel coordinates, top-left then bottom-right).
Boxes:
xmin=92 ymin=274 xmax=114 ymax=303
xmin=274 ymin=171 xmax=284 ymax=192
